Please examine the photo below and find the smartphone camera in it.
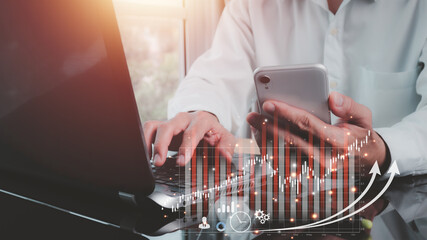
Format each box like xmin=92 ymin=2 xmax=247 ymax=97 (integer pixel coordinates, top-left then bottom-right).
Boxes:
xmin=259 ymin=75 xmax=270 ymax=84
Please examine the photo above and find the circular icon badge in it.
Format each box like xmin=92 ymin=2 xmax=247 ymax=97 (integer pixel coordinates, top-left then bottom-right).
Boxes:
xmin=216 ymin=222 xmax=226 ymax=232
xmin=229 ymin=211 xmax=252 ymax=233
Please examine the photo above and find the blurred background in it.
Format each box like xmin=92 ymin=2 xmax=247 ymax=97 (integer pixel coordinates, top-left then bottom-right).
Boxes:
xmin=113 ymin=0 xmax=228 ymax=122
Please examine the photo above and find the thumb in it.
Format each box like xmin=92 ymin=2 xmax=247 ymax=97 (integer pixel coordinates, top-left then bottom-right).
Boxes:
xmin=329 ymin=91 xmax=372 ymax=129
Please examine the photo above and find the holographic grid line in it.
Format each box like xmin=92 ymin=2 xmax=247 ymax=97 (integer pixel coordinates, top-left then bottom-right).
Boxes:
xmin=173 ymin=152 xmax=354 ymax=213
xmin=172 ymin=131 xmax=370 ymax=227
xmin=172 ymin=147 xmax=362 ymax=215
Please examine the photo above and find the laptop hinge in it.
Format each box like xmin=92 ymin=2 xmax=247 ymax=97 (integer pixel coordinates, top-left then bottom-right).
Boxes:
xmin=118 ymin=191 xmax=137 ymax=206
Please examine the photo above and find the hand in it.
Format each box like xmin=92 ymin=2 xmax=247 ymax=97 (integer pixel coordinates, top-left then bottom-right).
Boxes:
xmin=247 ymin=92 xmax=389 ymax=175
xmin=143 ymin=111 xmax=236 ymax=167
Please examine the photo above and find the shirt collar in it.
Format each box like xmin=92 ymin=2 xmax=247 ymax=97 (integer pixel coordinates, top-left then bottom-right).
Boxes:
xmin=311 ymin=0 xmax=379 ymax=12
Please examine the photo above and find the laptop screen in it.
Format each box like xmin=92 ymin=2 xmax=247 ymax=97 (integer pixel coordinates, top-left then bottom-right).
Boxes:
xmin=0 ymin=0 xmax=154 ymax=195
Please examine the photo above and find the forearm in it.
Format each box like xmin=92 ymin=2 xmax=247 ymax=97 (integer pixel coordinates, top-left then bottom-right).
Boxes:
xmin=168 ymin=0 xmax=256 ymax=133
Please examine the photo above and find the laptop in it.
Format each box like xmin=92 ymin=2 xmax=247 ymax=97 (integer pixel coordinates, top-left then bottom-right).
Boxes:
xmin=0 ymin=0 xmax=186 ymax=209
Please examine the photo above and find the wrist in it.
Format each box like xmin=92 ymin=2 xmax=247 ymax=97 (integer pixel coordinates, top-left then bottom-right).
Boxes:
xmin=189 ymin=110 xmax=219 ymax=123
xmin=375 ymin=131 xmax=392 ymax=174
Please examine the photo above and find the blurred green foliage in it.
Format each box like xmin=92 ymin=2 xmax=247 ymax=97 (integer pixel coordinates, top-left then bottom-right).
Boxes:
xmin=116 ymin=16 xmax=180 ymax=122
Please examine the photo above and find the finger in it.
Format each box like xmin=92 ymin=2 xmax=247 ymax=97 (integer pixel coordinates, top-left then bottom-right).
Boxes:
xmin=178 ymin=113 xmax=216 ymax=166
xmin=215 ymin=130 xmax=236 ymax=163
xmin=248 ymin=112 xmax=334 ymax=170
xmin=153 ymin=113 xmax=191 ymax=166
xmin=248 ymin=112 xmax=293 ymax=142
xmin=262 ymin=100 xmax=343 ymax=143
xmin=247 ymin=112 xmax=273 ymax=140
xmin=249 ymin=125 xmax=262 ymax=148
xmin=264 ymin=101 xmax=353 ymax=151
xmin=143 ymin=120 xmax=161 ymax=158
xmin=248 ymin=112 xmax=304 ymax=140
xmin=329 ymin=92 xmax=372 ymax=129
xmin=247 ymin=112 xmax=319 ymax=159
xmin=247 ymin=112 xmax=276 ymax=130
xmin=203 ymin=124 xmax=236 ymax=162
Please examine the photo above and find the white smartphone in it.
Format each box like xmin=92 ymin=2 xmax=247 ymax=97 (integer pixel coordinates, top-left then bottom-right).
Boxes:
xmin=254 ymin=64 xmax=331 ymax=124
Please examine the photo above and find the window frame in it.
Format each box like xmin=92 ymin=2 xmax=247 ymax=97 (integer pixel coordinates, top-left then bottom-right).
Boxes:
xmin=113 ymin=0 xmax=224 ymax=81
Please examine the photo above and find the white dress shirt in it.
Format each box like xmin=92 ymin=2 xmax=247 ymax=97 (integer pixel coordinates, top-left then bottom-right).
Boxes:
xmin=168 ymin=0 xmax=427 ymax=177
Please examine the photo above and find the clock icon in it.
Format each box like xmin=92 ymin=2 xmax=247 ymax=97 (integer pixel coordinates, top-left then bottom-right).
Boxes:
xmin=229 ymin=211 xmax=252 ymax=233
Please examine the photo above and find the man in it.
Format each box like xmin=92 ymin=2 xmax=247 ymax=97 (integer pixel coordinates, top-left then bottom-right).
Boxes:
xmin=144 ymin=0 xmax=426 ymax=237
xmin=144 ymin=0 xmax=427 ymax=178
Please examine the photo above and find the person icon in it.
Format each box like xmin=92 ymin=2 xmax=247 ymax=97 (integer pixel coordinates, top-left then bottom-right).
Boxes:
xmin=198 ymin=216 xmax=210 ymax=229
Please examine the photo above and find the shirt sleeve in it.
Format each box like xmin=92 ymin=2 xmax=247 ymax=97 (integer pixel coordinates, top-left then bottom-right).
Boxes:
xmin=167 ymin=0 xmax=256 ymax=133
xmin=385 ymin=177 xmax=427 ymax=223
xmin=375 ymin=39 xmax=427 ymax=177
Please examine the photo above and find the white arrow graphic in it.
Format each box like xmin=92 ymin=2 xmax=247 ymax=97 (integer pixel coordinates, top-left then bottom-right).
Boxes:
xmin=263 ymin=161 xmax=399 ymax=232
xmin=263 ymin=161 xmax=381 ymax=230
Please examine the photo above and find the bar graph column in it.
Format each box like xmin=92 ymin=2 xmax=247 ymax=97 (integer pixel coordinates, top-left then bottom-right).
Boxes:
xmin=185 ymin=148 xmax=192 ymax=221
xmin=290 ymin=148 xmax=297 ymax=222
xmin=325 ymin=146 xmax=332 ymax=217
xmin=196 ymin=153 xmax=203 ymax=219
xmin=278 ymin=136 xmax=285 ymax=221
xmin=208 ymin=148 xmax=215 ymax=223
xmin=313 ymin=141 xmax=320 ymax=220
xmin=267 ymin=140 xmax=273 ymax=217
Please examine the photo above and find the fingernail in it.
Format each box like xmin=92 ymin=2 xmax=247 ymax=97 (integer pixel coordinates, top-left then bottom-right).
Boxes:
xmin=246 ymin=114 xmax=256 ymax=124
xmin=361 ymin=218 xmax=373 ymax=229
xmin=177 ymin=155 xmax=185 ymax=165
xmin=263 ymin=102 xmax=275 ymax=113
xmin=154 ymin=154 xmax=161 ymax=164
xmin=334 ymin=93 xmax=344 ymax=107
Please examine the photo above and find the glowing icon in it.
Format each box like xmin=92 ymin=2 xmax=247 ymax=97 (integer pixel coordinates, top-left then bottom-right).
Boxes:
xmin=254 ymin=209 xmax=270 ymax=224
xmin=198 ymin=216 xmax=210 ymax=229
xmin=230 ymin=211 xmax=252 ymax=233
xmin=216 ymin=221 xmax=226 ymax=232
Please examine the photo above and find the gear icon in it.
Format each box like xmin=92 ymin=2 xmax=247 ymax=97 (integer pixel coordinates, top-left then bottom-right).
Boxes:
xmin=254 ymin=209 xmax=264 ymax=220
xmin=255 ymin=209 xmax=271 ymax=224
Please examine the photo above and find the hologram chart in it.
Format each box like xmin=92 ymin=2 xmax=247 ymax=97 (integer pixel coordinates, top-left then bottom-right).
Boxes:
xmin=160 ymin=130 xmax=373 ymax=234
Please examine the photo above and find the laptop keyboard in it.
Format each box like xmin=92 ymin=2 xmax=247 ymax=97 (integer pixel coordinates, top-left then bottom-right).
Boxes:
xmin=151 ymin=156 xmax=186 ymax=190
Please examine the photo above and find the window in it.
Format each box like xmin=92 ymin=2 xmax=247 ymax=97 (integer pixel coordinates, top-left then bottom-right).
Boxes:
xmin=113 ymin=0 xmax=224 ymax=122
xmin=113 ymin=0 xmax=184 ymax=122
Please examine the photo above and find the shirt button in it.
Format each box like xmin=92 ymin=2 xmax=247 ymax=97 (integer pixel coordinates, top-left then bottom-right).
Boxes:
xmin=330 ymin=80 xmax=338 ymax=89
xmin=330 ymin=28 xmax=338 ymax=36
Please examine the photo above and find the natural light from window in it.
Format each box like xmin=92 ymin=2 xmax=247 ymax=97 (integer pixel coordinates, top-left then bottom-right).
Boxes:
xmin=113 ymin=0 xmax=183 ymax=122
xmin=124 ymin=0 xmax=182 ymax=6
